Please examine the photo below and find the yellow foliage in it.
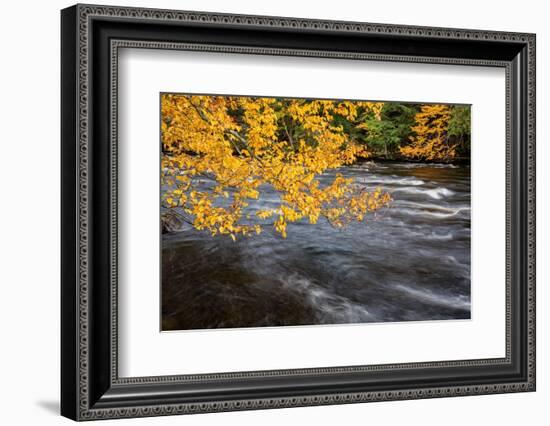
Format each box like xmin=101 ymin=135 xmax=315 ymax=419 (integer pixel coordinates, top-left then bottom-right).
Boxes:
xmin=161 ymin=94 xmax=391 ymax=239
xmin=400 ymin=104 xmax=456 ymax=161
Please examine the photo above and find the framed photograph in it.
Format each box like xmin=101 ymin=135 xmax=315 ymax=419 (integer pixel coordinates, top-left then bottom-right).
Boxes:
xmin=61 ymin=4 xmax=536 ymax=421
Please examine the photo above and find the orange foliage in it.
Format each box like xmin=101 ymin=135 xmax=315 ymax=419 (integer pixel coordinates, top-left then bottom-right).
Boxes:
xmin=161 ymin=95 xmax=391 ymax=239
xmin=400 ymin=104 xmax=456 ymax=161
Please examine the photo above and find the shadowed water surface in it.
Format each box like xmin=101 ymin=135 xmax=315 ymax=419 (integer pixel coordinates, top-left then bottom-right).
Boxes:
xmin=162 ymin=161 xmax=470 ymax=331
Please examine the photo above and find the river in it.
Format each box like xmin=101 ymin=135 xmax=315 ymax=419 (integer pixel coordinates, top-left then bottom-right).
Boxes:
xmin=162 ymin=161 xmax=471 ymax=331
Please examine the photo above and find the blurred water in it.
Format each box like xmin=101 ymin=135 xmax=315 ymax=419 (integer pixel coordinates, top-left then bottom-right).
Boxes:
xmin=162 ymin=161 xmax=471 ymax=331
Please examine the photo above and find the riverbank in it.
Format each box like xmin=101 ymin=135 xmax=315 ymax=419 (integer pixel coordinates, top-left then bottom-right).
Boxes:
xmin=358 ymin=155 xmax=471 ymax=165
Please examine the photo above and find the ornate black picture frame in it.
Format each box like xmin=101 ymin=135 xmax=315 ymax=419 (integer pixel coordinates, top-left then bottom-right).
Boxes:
xmin=61 ymin=4 xmax=536 ymax=421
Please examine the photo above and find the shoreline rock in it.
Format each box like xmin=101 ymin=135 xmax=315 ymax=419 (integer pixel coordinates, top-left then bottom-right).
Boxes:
xmin=161 ymin=210 xmax=183 ymax=234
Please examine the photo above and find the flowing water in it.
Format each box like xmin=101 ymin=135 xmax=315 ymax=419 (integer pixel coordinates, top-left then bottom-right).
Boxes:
xmin=162 ymin=161 xmax=471 ymax=331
